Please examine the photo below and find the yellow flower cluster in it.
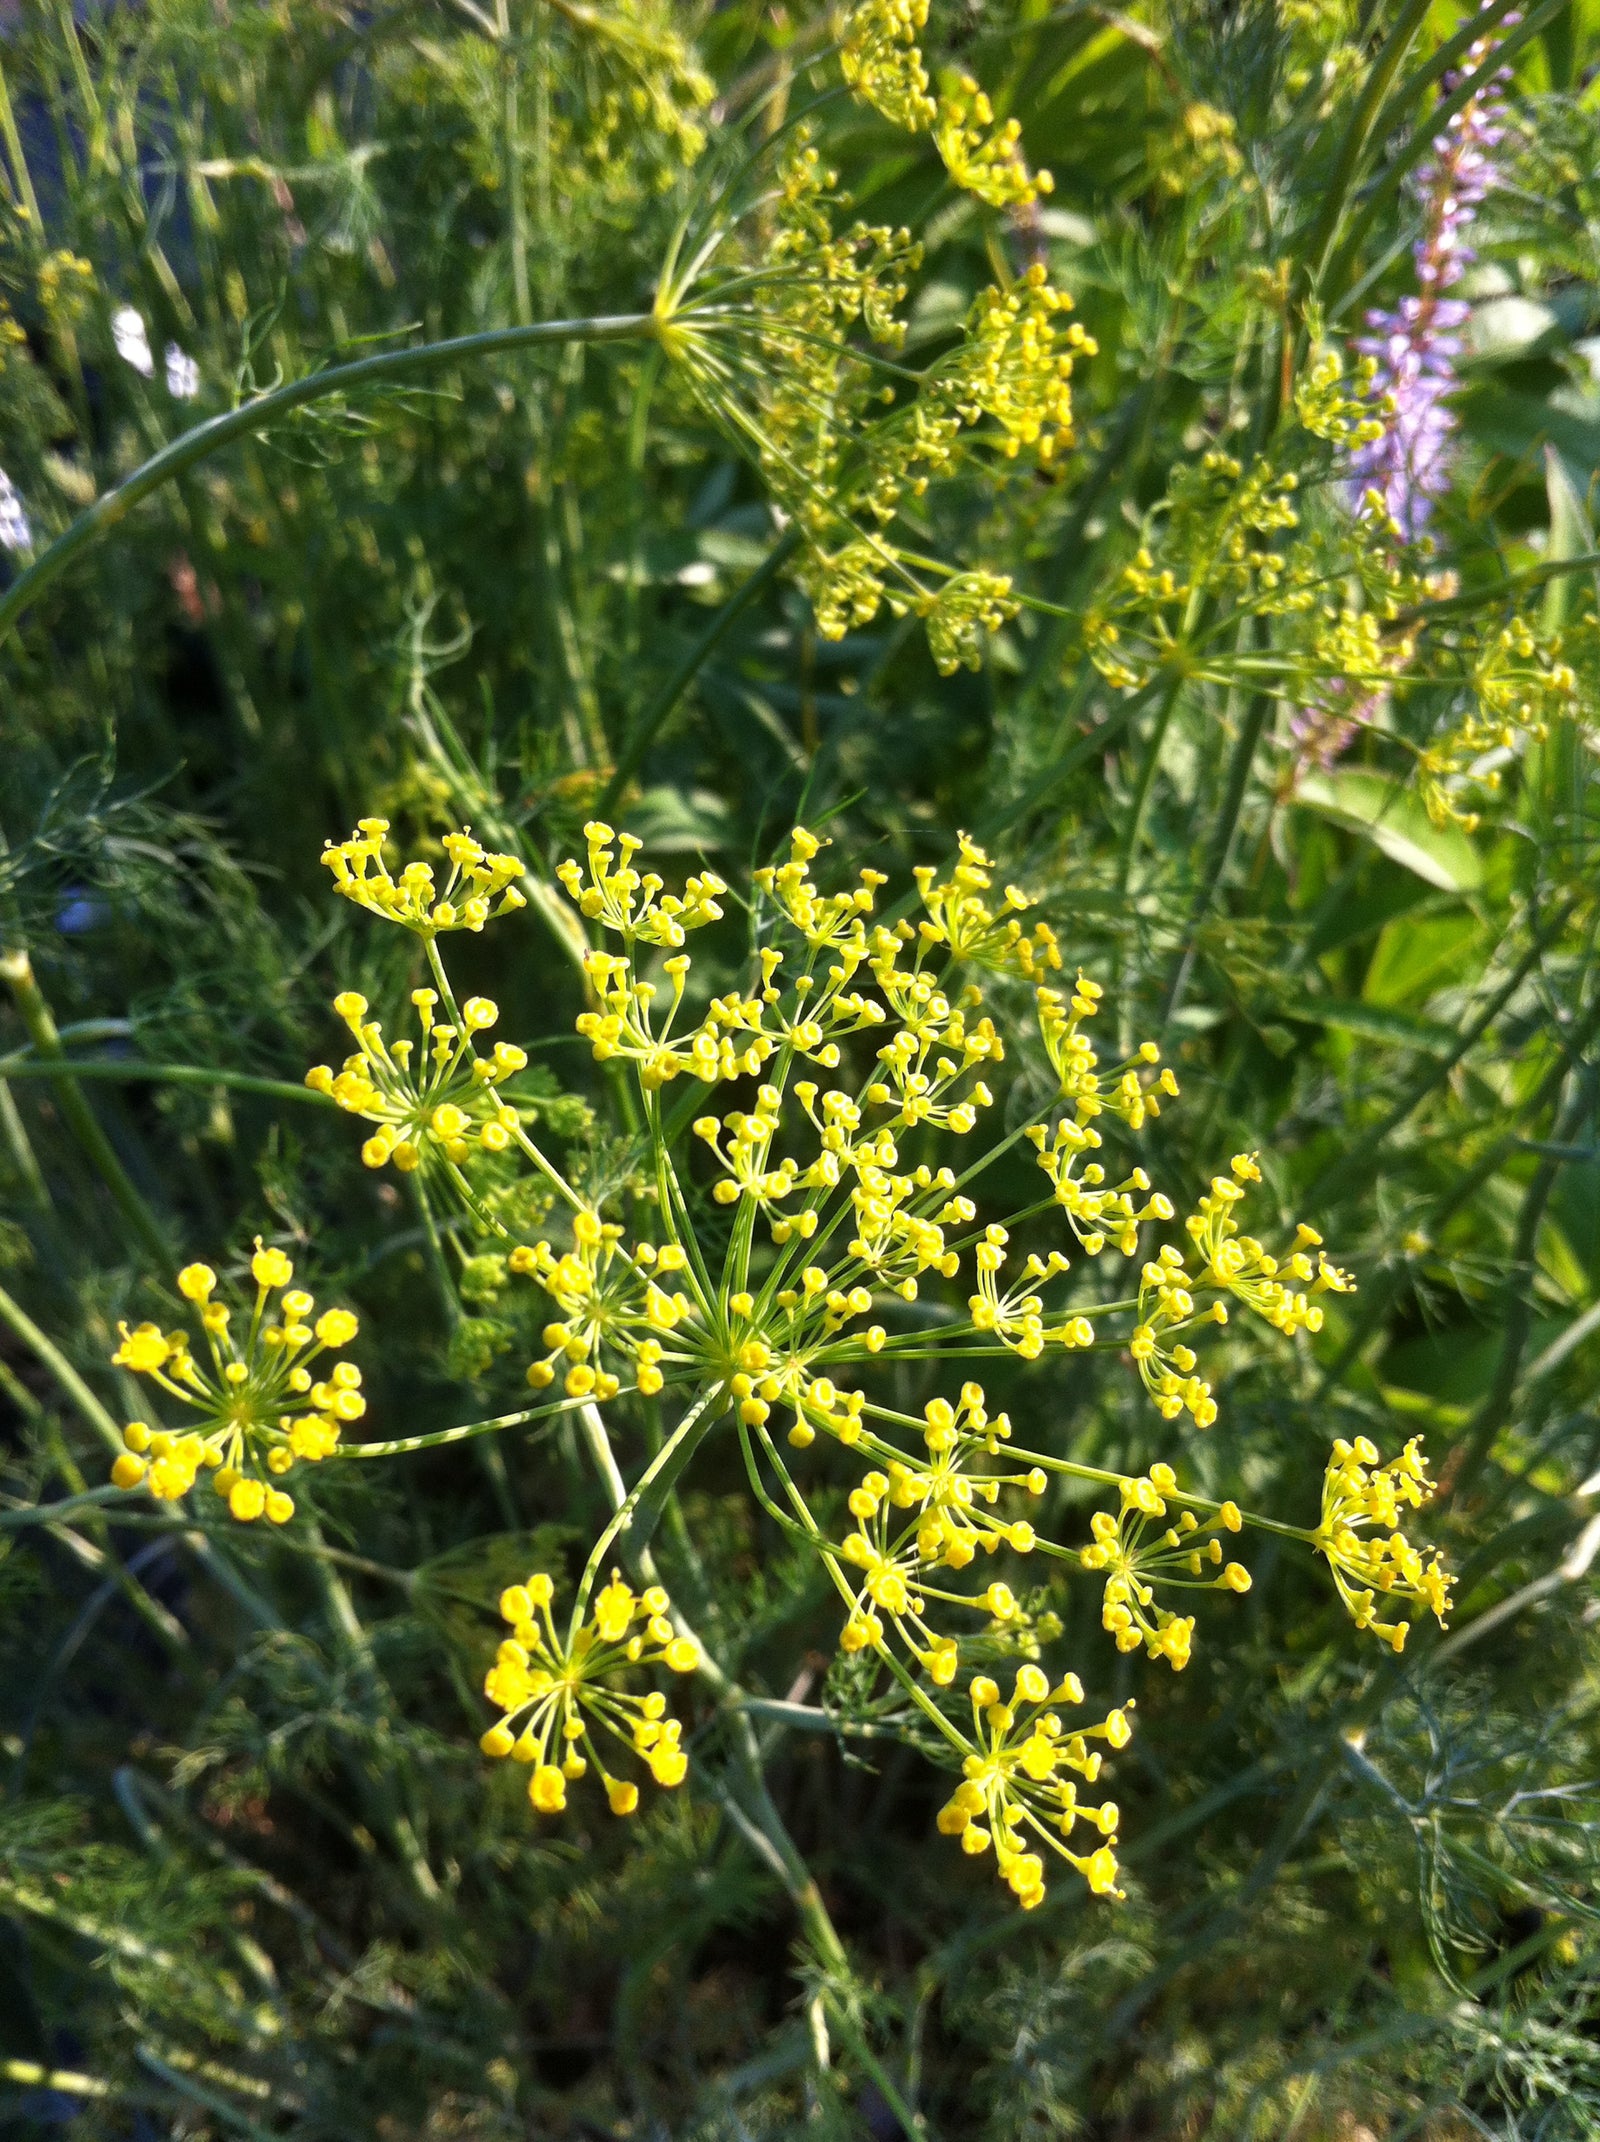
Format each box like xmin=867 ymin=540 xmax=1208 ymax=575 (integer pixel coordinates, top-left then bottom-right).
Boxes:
xmin=839 ymin=0 xmax=936 ymax=133
xmin=836 ymin=1387 xmax=1051 ymax=1679
xmin=920 ymin=571 xmax=1020 ymax=675
xmin=660 ymin=82 xmax=1081 ymax=668
xmin=515 ymin=1216 xmax=690 ymax=1401
xmin=933 ymin=76 xmax=1053 ymax=209
xmin=108 ymin=1242 xmax=363 ymax=1521
xmin=1080 ymin=1466 xmax=1250 ymax=1670
xmin=839 ymin=3 xmax=1053 ymax=208
xmin=480 ymin=1572 xmax=698 ymax=1815
xmin=942 ymin=274 xmax=1093 ymax=461
xmin=913 ymin=832 xmax=1062 ymax=975
xmin=556 ymin=820 xmax=726 ymax=942
xmin=935 ymin=1670 xmax=1128 ymax=1909
xmin=320 ymin=820 xmax=526 ymax=935
xmin=1315 ymin=1435 xmax=1453 ymax=1651
xmin=305 ymin=981 xmax=530 ymax=1179
xmin=303 ymin=818 xmax=1436 ymax=1900
xmin=1418 ymin=621 xmax=1578 ymax=831
xmin=1120 ymin=1155 xmax=1357 ymax=1428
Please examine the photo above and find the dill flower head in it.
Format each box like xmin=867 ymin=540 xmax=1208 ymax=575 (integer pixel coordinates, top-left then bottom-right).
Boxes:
xmin=108 ymin=1242 xmax=364 ymax=1522
xmin=306 ymin=985 xmax=530 ymax=1179
xmin=834 ymin=1385 xmax=1049 ymax=1685
xmin=480 ymin=1572 xmax=699 ymax=1816
xmin=320 ymin=820 xmax=527 ymax=935
xmin=935 ymin=1668 xmax=1130 ymax=1907
xmin=1315 ymin=1434 xmax=1453 ymax=1651
xmin=316 ymin=814 xmax=1414 ymax=1902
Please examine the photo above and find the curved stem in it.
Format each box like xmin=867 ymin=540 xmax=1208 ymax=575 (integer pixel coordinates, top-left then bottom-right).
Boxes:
xmin=0 ymin=311 xmax=656 ymax=651
xmin=569 ymin=1382 xmax=724 ymax=1629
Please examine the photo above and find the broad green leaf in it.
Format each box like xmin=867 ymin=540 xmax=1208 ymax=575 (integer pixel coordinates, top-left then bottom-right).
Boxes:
xmin=1364 ymin=910 xmax=1483 ymax=1007
xmin=630 ymin=784 xmax=732 ymax=852
xmin=1277 ymin=996 xmax=1458 ymax=1055
xmin=1293 ymin=769 xmax=1484 ymax=892
xmin=1542 ymin=443 xmax=1597 ymax=634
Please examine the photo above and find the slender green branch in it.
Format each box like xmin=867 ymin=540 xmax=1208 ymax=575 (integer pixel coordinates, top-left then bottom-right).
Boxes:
xmin=350 ymin=1397 xmax=587 ymax=1459
xmin=1320 ymin=0 xmax=1571 ymax=314
xmin=570 ymin=1382 xmax=725 ymax=1627
xmin=1 ymin=950 xmax=170 ymax=1264
xmin=0 ymin=1278 xmax=123 ymax=1455
xmin=0 ymin=1056 xmax=336 ymax=1105
xmin=0 ymin=1482 xmax=126 ymax=1528
xmin=1298 ymin=0 xmax=1433 ymax=292
xmin=0 ymin=312 xmax=656 ymax=650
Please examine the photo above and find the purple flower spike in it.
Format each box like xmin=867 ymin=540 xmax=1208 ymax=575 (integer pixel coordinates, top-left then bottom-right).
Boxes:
xmin=1348 ymin=22 xmax=1514 ymax=539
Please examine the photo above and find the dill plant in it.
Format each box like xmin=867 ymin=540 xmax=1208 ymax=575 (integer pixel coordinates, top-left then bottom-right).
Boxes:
xmin=0 ymin=0 xmax=1598 ymax=2136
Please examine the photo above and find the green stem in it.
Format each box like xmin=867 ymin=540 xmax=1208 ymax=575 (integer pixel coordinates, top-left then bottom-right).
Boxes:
xmin=0 ymin=1278 xmax=123 ymax=1455
xmin=350 ymin=1397 xmax=583 ymax=1459
xmin=1 ymin=950 xmax=170 ymax=1265
xmin=1159 ymin=676 xmax=1273 ymax=1033
xmin=1305 ymin=903 xmax=1575 ymax=1207
xmin=0 ymin=312 xmax=656 ymax=651
xmin=0 ymin=1056 xmax=335 ymax=1106
xmin=1319 ymin=0 xmax=1569 ymax=315
xmin=1299 ymin=0 xmax=1434 ymax=293
xmin=1448 ymin=1062 xmax=1600 ymax=1504
xmin=570 ymin=1382 xmax=724 ymax=1629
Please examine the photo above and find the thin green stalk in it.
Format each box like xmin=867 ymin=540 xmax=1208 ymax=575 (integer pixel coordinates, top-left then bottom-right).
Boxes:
xmin=1314 ymin=975 xmax=1600 ymax=1394
xmin=0 ymin=1277 xmax=123 ymax=1455
xmin=574 ymin=1399 xmax=869 ymax=2088
xmin=0 ymin=1075 xmax=48 ymax=1204
xmin=495 ymin=0 xmax=533 ymax=330
xmin=304 ymin=1526 xmax=442 ymax=1903
xmin=1298 ymin=0 xmax=1434 ymax=292
xmin=1116 ymin=670 xmax=1184 ymax=901
xmin=1319 ymin=0 xmax=1570 ymax=315
xmin=1 ymin=950 xmax=170 ymax=1265
xmin=0 ymin=53 xmax=45 ymax=228
xmin=0 ymin=1056 xmax=336 ymax=1106
xmin=134 ymin=2051 xmax=279 ymax=2142
xmin=407 ymin=1167 xmax=520 ymax=1526
xmin=1305 ymin=903 xmax=1575 ymax=1207
xmin=820 ymin=1988 xmax=931 ymax=2140
xmin=1448 ymin=1065 xmax=1599 ymax=1504
xmin=351 ymin=1397 xmax=584 ymax=1459
xmin=1159 ymin=677 xmax=1274 ymax=1034
xmin=0 ymin=311 xmax=656 ymax=651
xmin=570 ymin=1382 xmax=724 ymax=1628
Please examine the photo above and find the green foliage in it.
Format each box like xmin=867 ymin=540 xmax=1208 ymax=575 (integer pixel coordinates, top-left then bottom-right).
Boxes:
xmin=1 ymin=0 xmax=1599 ymax=2136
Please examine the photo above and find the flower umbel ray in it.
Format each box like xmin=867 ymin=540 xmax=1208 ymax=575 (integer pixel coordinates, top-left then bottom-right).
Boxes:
xmin=307 ymin=814 xmax=1450 ymax=1903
